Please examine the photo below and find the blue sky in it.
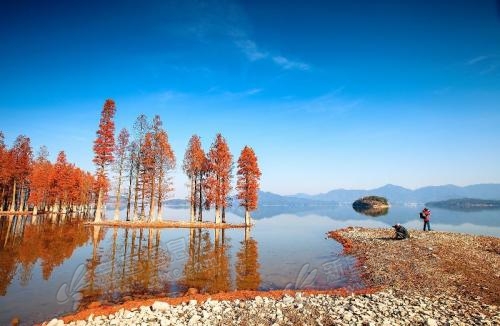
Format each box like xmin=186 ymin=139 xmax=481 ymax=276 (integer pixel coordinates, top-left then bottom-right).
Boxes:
xmin=1 ymin=0 xmax=500 ymax=197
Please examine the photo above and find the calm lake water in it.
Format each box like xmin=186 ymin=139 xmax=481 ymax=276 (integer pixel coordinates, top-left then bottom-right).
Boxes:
xmin=0 ymin=204 xmax=499 ymax=325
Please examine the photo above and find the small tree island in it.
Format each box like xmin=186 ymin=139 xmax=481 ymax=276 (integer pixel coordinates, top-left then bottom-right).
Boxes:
xmin=352 ymin=196 xmax=390 ymax=217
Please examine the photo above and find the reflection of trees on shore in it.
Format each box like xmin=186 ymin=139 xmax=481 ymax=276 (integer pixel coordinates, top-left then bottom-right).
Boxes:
xmin=182 ymin=228 xmax=231 ymax=294
xmin=80 ymin=227 xmax=170 ymax=308
xmin=236 ymin=228 xmax=260 ymax=290
xmin=0 ymin=214 xmax=91 ymax=295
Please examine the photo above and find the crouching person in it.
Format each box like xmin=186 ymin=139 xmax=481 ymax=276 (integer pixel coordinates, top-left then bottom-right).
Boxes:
xmin=392 ymin=223 xmax=409 ymax=240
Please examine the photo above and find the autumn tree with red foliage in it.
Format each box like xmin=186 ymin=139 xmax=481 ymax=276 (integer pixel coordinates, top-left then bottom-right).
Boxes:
xmin=0 ymin=132 xmax=10 ymax=210
xmin=28 ymin=146 xmax=52 ymax=214
xmin=93 ymin=99 xmax=116 ymax=221
xmin=153 ymin=119 xmax=175 ymax=220
xmin=0 ymin=130 xmax=94 ymax=215
xmin=113 ymin=128 xmax=129 ymax=220
xmin=140 ymin=132 xmax=155 ymax=219
xmin=131 ymin=114 xmax=149 ymax=221
xmin=206 ymin=134 xmax=233 ymax=224
xmin=183 ymin=135 xmax=207 ymax=222
xmin=9 ymin=135 xmax=33 ymax=212
xmin=236 ymin=146 xmax=261 ymax=225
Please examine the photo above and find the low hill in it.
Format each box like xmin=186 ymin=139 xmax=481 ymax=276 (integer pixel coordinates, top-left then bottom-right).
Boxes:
xmin=426 ymin=198 xmax=500 ymax=211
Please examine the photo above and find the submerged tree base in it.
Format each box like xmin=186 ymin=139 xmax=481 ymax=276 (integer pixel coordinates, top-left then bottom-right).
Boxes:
xmin=87 ymin=220 xmax=250 ymax=229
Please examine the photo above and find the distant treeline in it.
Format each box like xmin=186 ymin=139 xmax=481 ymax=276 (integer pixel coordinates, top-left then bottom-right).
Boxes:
xmin=426 ymin=198 xmax=500 ymax=210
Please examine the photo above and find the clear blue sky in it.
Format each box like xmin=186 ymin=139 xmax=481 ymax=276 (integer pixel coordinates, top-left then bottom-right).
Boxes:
xmin=1 ymin=0 xmax=500 ymax=197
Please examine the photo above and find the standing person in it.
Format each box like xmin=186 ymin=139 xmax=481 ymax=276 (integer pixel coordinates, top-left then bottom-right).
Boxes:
xmin=421 ymin=207 xmax=431 ymax=231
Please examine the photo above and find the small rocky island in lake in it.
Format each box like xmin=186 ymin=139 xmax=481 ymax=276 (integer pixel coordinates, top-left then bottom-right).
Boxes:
xmin=352 ymin=196 xmax=390 ymax=217
xmin=426 ymin=198 xmax=500 ymax=211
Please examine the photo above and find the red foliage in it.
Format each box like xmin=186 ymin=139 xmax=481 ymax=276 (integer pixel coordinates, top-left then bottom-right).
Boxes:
xmin=93 ymin=99 xmax=116 ymax=183
xmin=28 ymin=157 xmax=52 ymax=206
xmin=115 ymin=128 xmax=130 ymax=164
xmin=236 ymin=146 xmax=261 ymax=212
xmin=183 ymin=135 xmax=206 ymax=212
xmin=206 ymin=134 xmax=233 ymax=212
xmin=9 ymin=135 xmax=33 ymax=183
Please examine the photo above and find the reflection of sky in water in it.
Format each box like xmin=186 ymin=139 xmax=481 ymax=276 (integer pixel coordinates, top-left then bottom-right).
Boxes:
xmin=0 ymin=205 xmax=498 ymax=325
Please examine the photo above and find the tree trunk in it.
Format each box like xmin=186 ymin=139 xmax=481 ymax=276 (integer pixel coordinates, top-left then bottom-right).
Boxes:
xmin=9 ymin=180 xmax=16 ymax=212
xmin=157 ymin=202 xmax=163 ymax=221
xmin=222 ymin=207 xmax=226 ymax=223
xmin=132 ymin=160 xmax=140 ymax=221
xmin=126 ymin=159 xmax=134 ymax=221
xmin=190 ymin=177 xmax=195 ymax=222
xmin=19 ymin=183 xmax=25 ymax=212
xmin=114 ymin=168 xmax=123 ymax=221
xmin=148 ymin=176 xmax=155 ymax=221
xmin=150 ymin=196 xmax=157 ymax=222
xmin=156 ymin=175 xmax=163 ymax=221
xmin=198 ymin=173 xmax=203 ymax=222
xmin=245 ymin=209 xmax=251 ymax=226
xmin=140 ymin=179 xmax=146 ymax=220
xmin=94 ymin=188 xmax=104 ymax=222
xmin=1 ymin=186 xmax=5 ymax=211
xmin=193 ymin=177 xmax=197 ymax=221
xmin=215 ymin=205 xmax=221 ymax=224
xmin=33 ymin=205 xmax=38 ymax=216
xmin=244 ymin=226 xmax=250 ymax=242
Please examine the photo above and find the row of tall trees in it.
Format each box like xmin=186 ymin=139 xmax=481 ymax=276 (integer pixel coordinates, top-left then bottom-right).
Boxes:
xmin=93 ymin=100 xmax=176 ymax=222
xmin=0 ymin=131 xmax=95 ymax=215
xmin=183 ymin=134 xmax=261 ymax=226
xmin=1 ymin=98 xmax=261 ymax=225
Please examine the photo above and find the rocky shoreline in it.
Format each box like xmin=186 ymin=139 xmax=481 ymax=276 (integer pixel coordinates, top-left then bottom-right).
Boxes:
xmin=43 ymin=290 xmax=498 ymax=326
xmin=41 ymin=228 xmax=500 ymax=325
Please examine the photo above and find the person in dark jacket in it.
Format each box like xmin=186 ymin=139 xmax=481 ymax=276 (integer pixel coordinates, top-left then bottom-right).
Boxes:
xmin=420 ymin=207 xmax=431 ymax=231
xmin=393 ymin=223 xmax=409 ymax=240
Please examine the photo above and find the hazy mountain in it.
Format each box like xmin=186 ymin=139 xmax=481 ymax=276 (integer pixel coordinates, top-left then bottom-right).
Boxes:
xmin=257 ymin=191 xmax=337 ymax=206
xmin=293 ymin=183 xmax=500 ymax=204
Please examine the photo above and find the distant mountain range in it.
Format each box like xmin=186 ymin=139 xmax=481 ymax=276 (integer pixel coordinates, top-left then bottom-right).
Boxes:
xmin=292 ymin=183 xmax=500 ymax=204
xmin=111 ymin=183 xmax=500 ymax=209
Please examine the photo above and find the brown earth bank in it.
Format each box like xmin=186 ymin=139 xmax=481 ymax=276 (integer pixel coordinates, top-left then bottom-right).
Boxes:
xmin=86 ymin=220 xmax=249 ymax=229
xmin=329 ymin=227 xmax=500 ymax=306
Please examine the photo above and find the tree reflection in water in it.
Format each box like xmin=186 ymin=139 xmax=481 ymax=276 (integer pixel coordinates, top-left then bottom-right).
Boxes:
xmin=0 ymin=214 xmax=91 ymax=295
xmin=182 ymin=228 xmax=231 ymax=294
xmin=1 ymin=217 xmax=263 ymax=315
xmin=236 ymin=227 xmax=260 ymax=290
xmin=79 ymin=227 xmax=170 ymax=308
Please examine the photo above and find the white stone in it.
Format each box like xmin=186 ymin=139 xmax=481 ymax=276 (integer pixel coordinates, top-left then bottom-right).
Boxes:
xmin=426 ymin=318 xmax=438 ymax=326
xmin=188 ymin=315 xmax=200 ymax=325
xmin=46 ymin=319 xmax=63 ymax=326
xmin=152 ymin=301 xmax=171 ymax=312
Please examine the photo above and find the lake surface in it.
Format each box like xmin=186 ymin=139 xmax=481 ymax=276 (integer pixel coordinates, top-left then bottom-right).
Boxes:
xmin=0 ymin=204 xmax=499 ymax=325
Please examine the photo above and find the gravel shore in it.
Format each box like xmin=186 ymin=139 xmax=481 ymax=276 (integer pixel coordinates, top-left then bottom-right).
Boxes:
xmin=329 ymin=227 xmax=500 ymax=305
xmin=43 ymin=290 xmax=499 ymax=326
xmin=41 ymin=227 xmax=499 ymax=325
